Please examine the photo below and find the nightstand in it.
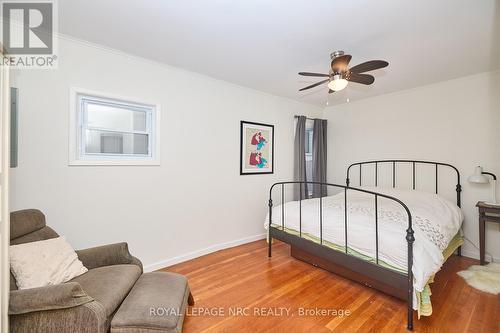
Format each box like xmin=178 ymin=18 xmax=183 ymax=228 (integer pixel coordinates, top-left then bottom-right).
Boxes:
xmin=477 ymin=201 xmax=500 ymax=265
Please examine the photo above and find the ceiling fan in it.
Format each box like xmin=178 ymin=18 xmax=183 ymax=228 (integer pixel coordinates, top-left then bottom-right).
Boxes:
xmin=298 ymin=51 xmax=388 ymax=93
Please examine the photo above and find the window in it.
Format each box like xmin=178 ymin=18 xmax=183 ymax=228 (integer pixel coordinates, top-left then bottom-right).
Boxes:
xmin=70 ymin=89 xmax=160 ymax=165
xmin=305 ymin=129 xmax=313 ymax=154
xmin=305 ymin=123 xmax=314 ymax=197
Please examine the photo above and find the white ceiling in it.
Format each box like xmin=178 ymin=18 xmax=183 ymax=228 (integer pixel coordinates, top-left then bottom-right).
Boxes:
xmin=59 ymin=0 xmax=500 ymax=106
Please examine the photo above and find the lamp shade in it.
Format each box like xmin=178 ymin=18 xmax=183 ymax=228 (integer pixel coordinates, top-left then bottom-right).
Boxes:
xmin=468 ymin=166 xmax=490 ymax=184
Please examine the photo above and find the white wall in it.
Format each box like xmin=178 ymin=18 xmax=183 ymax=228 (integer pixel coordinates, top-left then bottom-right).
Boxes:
xmin=323 ymin=70 xmax=500 ymax=261
xmin=11 ymin=36 xmax=500 ymax=268
xmin=9 ymin=37 xmax=321 ymax=270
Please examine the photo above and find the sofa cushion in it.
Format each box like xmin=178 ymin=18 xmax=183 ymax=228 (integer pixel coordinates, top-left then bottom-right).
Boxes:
xmin=10 ymin=212 xmax=60 ymax=291
xmin=10 ymin=226 xmax=59 ymax=246
xmin=111 ymin=272 xmax=190 ymax=333
xmin=10 ymin=209 xmax=47 ymax=240
xmin=10 ymin=226 xmax=61 ymax=291
xmin=71 ymin=264 xmax=141 ymax=316
xmin=10 ymin=237 xmax=88 ymax=290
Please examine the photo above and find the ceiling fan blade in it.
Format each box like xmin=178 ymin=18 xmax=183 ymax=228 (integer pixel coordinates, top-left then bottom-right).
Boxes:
xmin=331 ymin=54 xmax=352 ymax=72
xmin=347 ymin=72 xmax=375 ymax=85
xmin=349 ymin=60 xmax=388 ymax=73
xmin=298 ymin=72 xmax=330 ymax=77
xmin=299 ymin=79 xmax=329 ymax=91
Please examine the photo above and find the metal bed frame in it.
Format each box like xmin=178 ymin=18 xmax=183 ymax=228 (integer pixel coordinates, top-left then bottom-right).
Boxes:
xmin=267 ymin=160 xmax=461 ymax=331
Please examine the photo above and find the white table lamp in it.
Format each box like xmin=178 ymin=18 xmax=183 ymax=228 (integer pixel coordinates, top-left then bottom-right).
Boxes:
xmin=468 ymin=166 xmax=497 ymax=205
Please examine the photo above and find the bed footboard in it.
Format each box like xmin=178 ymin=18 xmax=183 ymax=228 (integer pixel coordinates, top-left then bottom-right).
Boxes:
xmin=267 ymin=181 xmax=415 ymax=330
xmin=267 ymin=160 xmax=462 ymax=331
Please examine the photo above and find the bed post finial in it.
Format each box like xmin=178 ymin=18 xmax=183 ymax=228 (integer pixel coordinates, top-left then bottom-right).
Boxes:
xmin=406 ymin=228 xmax=415 ymax=243
xmin=455 ymin=183 xmax=462 ymax=256
xmin=456 ymin=184 xmax=462 ymax=208
xmin=406 ymin=224 xmax=415 ymax=331
xmin=268 ymin=198 xmax=273 ymax=257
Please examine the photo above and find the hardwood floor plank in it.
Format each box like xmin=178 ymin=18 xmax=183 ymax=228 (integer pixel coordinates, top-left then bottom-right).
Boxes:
xmin=160 ymin=240 xmax=499 ymax=332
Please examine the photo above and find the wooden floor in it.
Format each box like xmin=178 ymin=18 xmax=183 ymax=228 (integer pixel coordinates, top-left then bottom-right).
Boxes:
xmin=161 ymin=240 xmax=500 ymax=333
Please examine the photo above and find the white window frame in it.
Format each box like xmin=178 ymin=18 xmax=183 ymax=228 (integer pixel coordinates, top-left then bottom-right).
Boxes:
xmin=69 ymin=87 xmax=161 ymax=166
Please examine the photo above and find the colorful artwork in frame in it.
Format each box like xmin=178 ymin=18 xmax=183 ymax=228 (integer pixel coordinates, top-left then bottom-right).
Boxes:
xmin=240 ymin=121 xmax=274 ymax=175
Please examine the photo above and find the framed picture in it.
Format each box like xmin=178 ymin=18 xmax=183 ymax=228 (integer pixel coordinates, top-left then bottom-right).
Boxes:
xmin=240 ymin=121 xmax=274 ymax=175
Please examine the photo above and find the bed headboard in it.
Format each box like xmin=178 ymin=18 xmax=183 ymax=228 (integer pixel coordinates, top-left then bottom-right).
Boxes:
xmin=346 ymin=160 xmax=461 ymax=207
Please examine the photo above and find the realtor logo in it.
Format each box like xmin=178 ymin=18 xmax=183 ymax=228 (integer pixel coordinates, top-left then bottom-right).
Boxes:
xmin=1 ymin=0 xmax=57 ymax=68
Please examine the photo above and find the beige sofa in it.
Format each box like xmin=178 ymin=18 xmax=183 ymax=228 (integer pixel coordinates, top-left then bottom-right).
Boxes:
xmin=8 ymin=209 xmax=193 ymax=333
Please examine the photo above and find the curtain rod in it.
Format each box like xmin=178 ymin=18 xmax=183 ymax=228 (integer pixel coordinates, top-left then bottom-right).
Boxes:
xmin=294 ymin=115 xmax=326 ymax=121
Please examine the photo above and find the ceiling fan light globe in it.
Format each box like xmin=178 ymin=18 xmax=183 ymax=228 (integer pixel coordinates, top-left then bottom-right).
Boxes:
xmin=328 ymin=77 xmax=348 ymax=91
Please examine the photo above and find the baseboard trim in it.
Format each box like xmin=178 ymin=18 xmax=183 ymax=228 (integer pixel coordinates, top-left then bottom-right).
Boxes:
xmin=461 ymin=249 xmax=500 ymax=263
xmin=143 ymin=233 xmax=266 ymax=272
xmin=143 ymin=236 xmax=499 ymax=272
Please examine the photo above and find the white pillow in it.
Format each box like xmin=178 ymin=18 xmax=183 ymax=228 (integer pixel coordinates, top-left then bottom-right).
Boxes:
xmin=10 ymin=237 xmax=88 ymax=290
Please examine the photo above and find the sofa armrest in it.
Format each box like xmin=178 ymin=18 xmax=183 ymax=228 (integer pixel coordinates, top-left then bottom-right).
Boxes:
xmin=76 ymin=242 xmax=143 ymax=271
xmin=10 ymin=297 xmax=108 ymax=333
xmin=9 ymin=282 xmax=93 ymax=315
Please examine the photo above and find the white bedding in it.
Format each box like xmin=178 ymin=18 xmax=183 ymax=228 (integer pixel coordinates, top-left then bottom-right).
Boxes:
xmin=264 ymin=187 xmax=463 ymax=298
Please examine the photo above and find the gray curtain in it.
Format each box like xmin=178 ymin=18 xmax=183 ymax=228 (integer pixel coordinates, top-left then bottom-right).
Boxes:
xmin=312 ymin=119 xmax=328 ymax=198
xmin=293 ymin=116 xmax=308 ymax=200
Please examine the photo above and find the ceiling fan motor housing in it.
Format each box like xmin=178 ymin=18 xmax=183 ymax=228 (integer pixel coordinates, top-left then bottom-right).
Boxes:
xmin=330 ymin=51 xmax=348 ymax=75
xmin=330 ymin=50 xmax=345 ymax=59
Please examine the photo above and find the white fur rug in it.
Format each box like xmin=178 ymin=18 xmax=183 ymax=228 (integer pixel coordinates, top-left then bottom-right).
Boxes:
xmin=457 ymin=262 xmax=500 ymax=295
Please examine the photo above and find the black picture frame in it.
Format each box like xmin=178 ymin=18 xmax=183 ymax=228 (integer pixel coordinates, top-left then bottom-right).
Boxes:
xmin=240 ymin=121 xmax=274 ymax=175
